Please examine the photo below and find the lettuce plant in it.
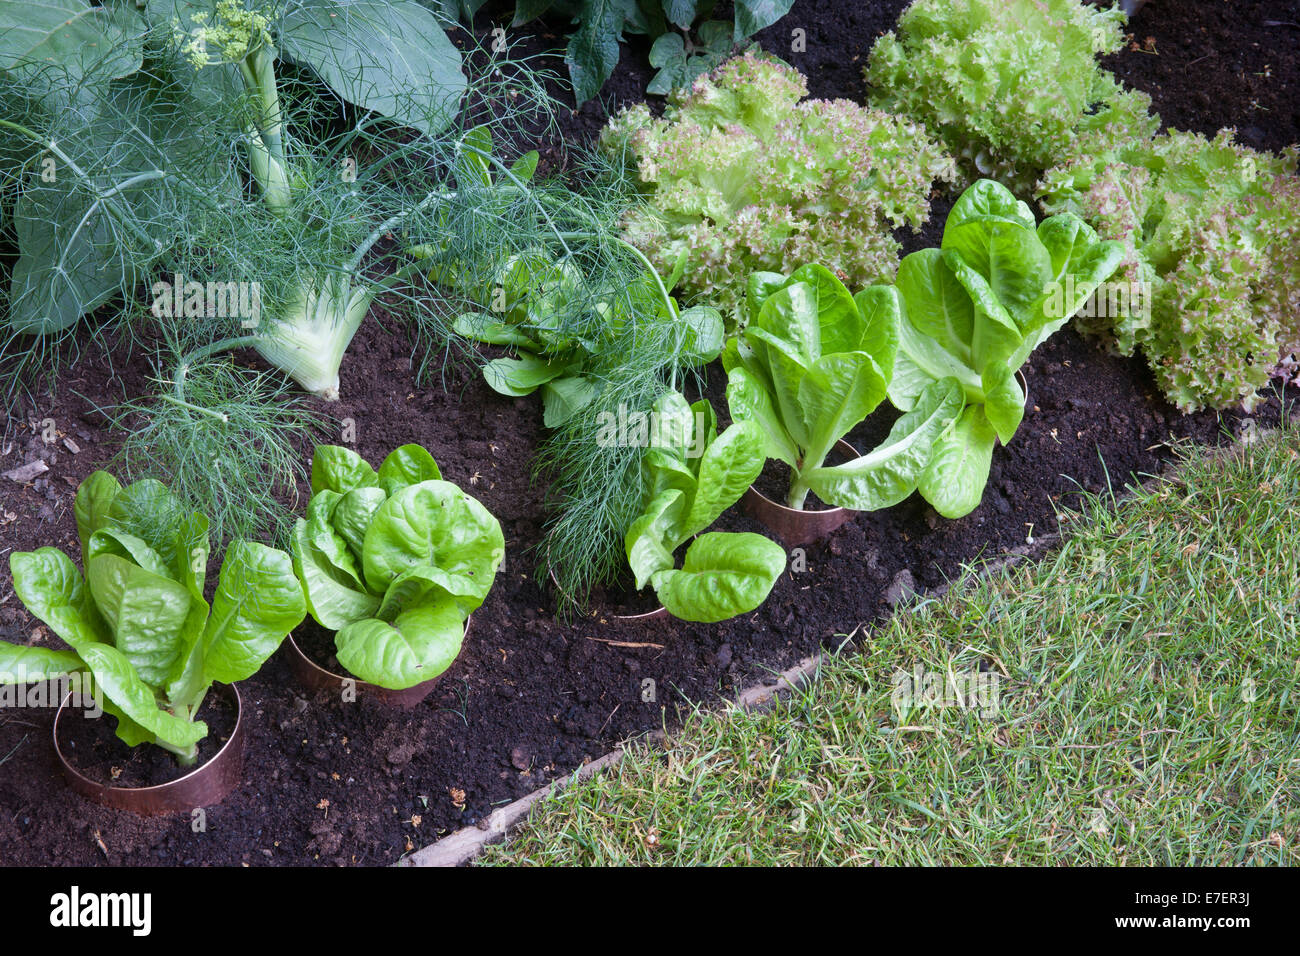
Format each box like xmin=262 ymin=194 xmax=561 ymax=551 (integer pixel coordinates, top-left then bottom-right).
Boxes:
xmin=292 ymin=444 xmax=504 ymax=689
xmin=890 ymin=180 xmax=1123 ymax=517
xmin=723 ymin=265 xmax=964 ymax=511
xmin=625 ymin=391 xmax=784 ymax=622
xmin=865 ymin=0 xmax=1158 ymax=193
xmin=452 ymin=252 xmax=595 ymax=425
xmin=1038 ymin=129 xmax=1300 ymax=411
xmin=602 ymin=53 xmax=955 ymax=312
xmin=0 ymin=472 xmax=305 ymax=765
xmin=453 ymin=250 xmax=723 ymax=427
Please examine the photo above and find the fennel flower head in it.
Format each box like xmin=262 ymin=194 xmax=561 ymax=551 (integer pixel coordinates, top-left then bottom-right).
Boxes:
xmin=172 ymin=0 xmax=272 ymax=68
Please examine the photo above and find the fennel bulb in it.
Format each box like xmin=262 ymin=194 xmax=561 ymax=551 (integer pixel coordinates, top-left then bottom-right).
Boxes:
xmin=254 ymin=274 xmax=373 ymax=400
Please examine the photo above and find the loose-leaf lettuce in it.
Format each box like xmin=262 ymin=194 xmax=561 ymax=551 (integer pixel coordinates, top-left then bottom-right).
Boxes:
xmin=601 ymin=53 xmax=954 ymax=311
xmin=865 ymin=0 xmax=1158 ymax=193
xmin=1038 ymin=128 xmax=1300 ymax=411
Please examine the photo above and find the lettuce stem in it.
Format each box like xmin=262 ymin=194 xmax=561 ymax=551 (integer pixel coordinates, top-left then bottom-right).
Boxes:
xmin=786 ymin=476 xmax=812 ymax=510
xmin=154 ymin=736 xmax=199 ymax=768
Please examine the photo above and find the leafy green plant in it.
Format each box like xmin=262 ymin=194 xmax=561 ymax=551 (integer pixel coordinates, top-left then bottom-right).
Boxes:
xmin=643 ymin=16 xmax=734 ymax=97
xmin=531 ymin=282 xmax=720 ymax=610
xmin=723 ymin=265 xmax=963 ymax=511
xmin=889 ymin=179 xmax=1122 ymax=518
xmin=624 ymin=391 xmax=783 ymax=622
xmin=429 ymin=0 xmax=490 ymax=20
xmin=865 ymin=0 xmax=1158 ymax=193
xmin=1038 ymin=129 xmax=1300 ymax=412
xmin=0 ymin=0 xmax=466 ymax=354
xmin=292 ymin=444 xmax=504 ymax=689
xmin=452 ymin=245 xmax=722 ymax=427
xmin=508 ymin=0 xmax=794 ymax=103
xmin=0 ymin=0 xmax=738 ymax=612
xmin=601 ymin=52 xmax=955 ymax=312
xmin=0 ymin=471 xmax=305 ymax=765
xmin=1 ymin=0 xmax=660 ymax=556
xmin=452 ymin=254 xmax=595 ymax=426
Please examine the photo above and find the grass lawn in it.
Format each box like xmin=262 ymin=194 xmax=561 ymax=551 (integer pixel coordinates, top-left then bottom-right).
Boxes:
xmin=482 ymin=426 xmax=1300 ymax=865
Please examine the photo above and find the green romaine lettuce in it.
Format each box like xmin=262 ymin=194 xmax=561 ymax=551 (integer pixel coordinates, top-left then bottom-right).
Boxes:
xmin=293 ymin=443 xmax=504 ymax=689
xmin=624 ymin=391 xmax=784 ymax=623
xmin=1 ymin=471 xmax=305 ymax=765
xmin=724 ymin=264 xmax=964 ymax=511
xmin=891 ymin=179 xmax=1123 ymax=517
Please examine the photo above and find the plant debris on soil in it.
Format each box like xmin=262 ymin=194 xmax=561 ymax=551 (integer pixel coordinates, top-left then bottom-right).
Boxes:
xmin=1 ymin=0 xmax=1298 ymax=866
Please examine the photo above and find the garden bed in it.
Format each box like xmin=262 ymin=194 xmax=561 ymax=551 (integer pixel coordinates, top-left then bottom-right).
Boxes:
xmin=0 ymin=0 xmax=1297 ymax=866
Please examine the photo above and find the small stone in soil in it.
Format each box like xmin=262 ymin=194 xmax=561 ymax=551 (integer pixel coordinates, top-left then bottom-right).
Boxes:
xmin=510 ymin=746 xmax=531 ymax=771
xmin=3 ymin=460 xmax=48 ymax=482
xmin=387 ymin=743 xmax=416 ymax=766
xmin=882 ymin=569 xmax=918 ymax=607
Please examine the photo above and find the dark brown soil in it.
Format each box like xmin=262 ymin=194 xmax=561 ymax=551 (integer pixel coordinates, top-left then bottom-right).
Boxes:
xmin=60 ymin=690 xmax=238 ymax=790
xmin=1 ymin=0 xmax=1298 ymax=866
xmin=1103 ymin=0 xmax=1300 ymax=154
xmin=294 ymin=618 xmax=354 ymax=678
xmin=755 ymin=0 xmax=912 ymax=101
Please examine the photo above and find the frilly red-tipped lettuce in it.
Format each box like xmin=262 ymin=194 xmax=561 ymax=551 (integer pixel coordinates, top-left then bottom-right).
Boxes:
xmin=602 ymin=52 xmax=955 ymax=313
xmin=865 ymin=0 xmax=1158 ymax=194
xmin=1039 ymin=129 xmax=1300 ymax=412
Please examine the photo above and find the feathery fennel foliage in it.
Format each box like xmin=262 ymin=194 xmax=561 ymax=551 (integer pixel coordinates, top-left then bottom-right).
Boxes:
xmin=108 ymin=358 xmax=324 ymax=549
xmin=396 ymin=144 xmax=718 ymax=607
